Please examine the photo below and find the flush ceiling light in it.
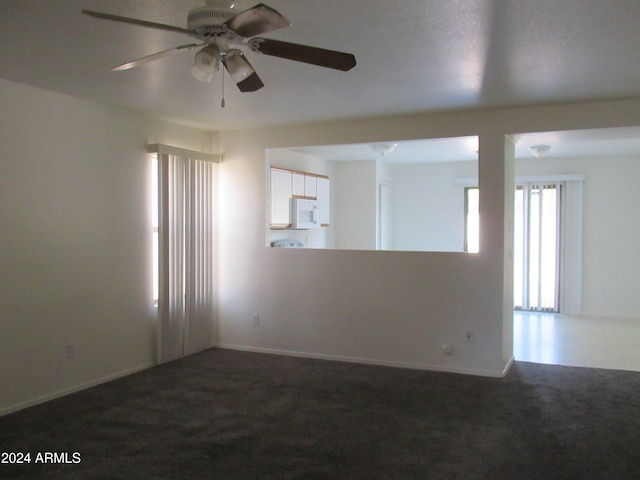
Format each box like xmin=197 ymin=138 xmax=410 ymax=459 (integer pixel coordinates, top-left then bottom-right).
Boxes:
xmin=529 ymin=144 xmax=551 ymax=158
xmin=370 ymin=143 xmax=398 ymax=156
xmin=190 ymin=44 xmax=221 ymax=83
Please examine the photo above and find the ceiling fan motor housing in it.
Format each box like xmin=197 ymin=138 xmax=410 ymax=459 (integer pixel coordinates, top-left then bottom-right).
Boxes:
xmin=188 ymin=6 xmax=235 ymax=37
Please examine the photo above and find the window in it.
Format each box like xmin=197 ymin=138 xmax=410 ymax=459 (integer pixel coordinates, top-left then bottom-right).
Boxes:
xmin=152 ymin=155 xmax=159 ymax=307
xmin=464 ymin=187 xmax=479 ymax=253
xmin=148 ymin=144 xmax=219 ymax=363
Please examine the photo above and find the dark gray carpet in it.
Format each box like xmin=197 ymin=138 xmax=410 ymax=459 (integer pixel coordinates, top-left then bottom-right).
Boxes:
xmin=1 ymin=348 xmax=639 ymax=479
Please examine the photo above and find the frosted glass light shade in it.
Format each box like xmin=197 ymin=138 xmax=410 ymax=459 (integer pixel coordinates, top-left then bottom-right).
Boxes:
xmin=224 ymin=49 xmax=254 ymax=82
xmin=191 ymin=44 xmax=221 ymax=82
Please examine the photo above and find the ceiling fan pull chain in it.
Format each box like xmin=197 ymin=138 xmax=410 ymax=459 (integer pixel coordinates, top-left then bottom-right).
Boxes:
xmin=221 ymin=68 xmax=226 ymax=108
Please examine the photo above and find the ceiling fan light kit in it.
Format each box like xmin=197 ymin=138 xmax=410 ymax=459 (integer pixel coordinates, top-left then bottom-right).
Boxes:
xmin=223 ymin=49 xmax=254 ymax=82
xmin=82 ymin=1 xmax=356 ymax=99
xmin=190 ymin=44 xmax=221 ymax=82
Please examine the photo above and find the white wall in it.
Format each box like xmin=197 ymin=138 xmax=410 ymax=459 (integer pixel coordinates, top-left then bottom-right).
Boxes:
xmin=392 ymin=160 xmax=478 ymax=251
xmin=334 ymin=160 xmax=377 ymax=250
xmin=516 ymin=154 xmax=640 ymax=318
xmin=216 ymin=99 xmax=640 ymax=378
xmin=217 ymin=119 xmax=511 ymax=378
xmin=4 ymin=76 xmax=640 ymax=414
xmin=0 ymin=79 xmax=213 ymax=415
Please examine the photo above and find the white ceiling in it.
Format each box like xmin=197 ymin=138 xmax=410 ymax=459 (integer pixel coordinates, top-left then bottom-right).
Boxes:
xmin=289 ymin=137 xmax=480 ymax=164
xmin=1 ymin=1 xmax=640 ymax=160
xmin=287 ymin=126 xmax=640 ymax=164
xmin=2 ymin=0 xmax=640 ymax=135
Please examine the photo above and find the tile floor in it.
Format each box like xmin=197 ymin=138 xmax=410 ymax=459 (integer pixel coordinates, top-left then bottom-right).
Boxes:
xmin=513 ymin=311 xmax=640 ymax=372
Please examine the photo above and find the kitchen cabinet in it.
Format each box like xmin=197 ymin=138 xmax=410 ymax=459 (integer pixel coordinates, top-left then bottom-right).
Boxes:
xmin=292 ymin=172 xmax=305 ymax=197
xmin=271 ymin=168 xmax=293 ymax=228
xmin=304 ymin=174 xmax=317 ymax=198
xmin=292 ymin=171 xmax=318 ymax=199
xmin=270 ymin=167 xmax=330 ymax=229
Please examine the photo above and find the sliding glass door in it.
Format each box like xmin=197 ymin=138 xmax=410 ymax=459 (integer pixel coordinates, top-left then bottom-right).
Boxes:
xmin=465 ymin=183 xmax=564 ymax=312
xmin=514 ymin=183 xmax=562 ymax=312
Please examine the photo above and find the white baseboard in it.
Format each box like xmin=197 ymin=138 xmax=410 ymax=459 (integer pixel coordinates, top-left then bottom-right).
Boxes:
xmin=501 ymin=355 xmax=516 ymax=377
xmin=1 ymin=350 xmax=515 ymax=417
xmin=217 ymin=344 xmax=508 ymax=378
xmin=0 ymin=362 xmax=156 ymax=417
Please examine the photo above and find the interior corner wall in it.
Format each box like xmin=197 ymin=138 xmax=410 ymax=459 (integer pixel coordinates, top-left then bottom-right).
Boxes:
xmin=0 ymin=78 xmax=213 ymax=415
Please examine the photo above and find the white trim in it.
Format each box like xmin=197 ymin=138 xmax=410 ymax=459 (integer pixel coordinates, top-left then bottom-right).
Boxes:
xmin=515 ymin=174 xmax=585 ymax=183
xmin=147 ymin=143 xmax=221 ymax=163
xmin=0 ymin=362 xmax=156 ymax=417
xmin=501 ymin=355 xmax=516 ymax=377
xmin=217 ymin=344 xmax=509 ymax=378
xmin=454 ymin=173 xmax=585 ymax=186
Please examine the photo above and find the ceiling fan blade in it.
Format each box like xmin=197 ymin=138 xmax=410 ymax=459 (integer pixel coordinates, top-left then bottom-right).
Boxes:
xmin=253 ymin=39 xmax=356 ymax=71
xmin=223 ymin=3 xmax=290 ymax=38
xmin=222 ymin=51 xmax=264 ymax=92
xmin=82 ymin=10 xmax=190 ymax=35
xmin=235 ymin=71 xmax=265 ymax=92
xmin=112 ymin=44 xmax=199 ymax=71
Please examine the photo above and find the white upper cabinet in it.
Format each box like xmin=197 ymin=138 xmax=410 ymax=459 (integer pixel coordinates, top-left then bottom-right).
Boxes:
xmin=292 ymin=172 xmax=305 ymax=197
xmin=271 ymin=168 xmax=292 ymax=227
xmin=270 ymin=167 xmax=330 ymax=229
xmin=304 ymin=174 xmax=317 ymax=198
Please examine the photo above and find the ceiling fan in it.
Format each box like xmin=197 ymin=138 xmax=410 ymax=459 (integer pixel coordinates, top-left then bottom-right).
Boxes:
xmin=82 ymin=0 xmax=357 ymax=94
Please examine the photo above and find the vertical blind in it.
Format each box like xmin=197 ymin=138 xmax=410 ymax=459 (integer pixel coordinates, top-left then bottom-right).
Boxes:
xmin=512 ymin=177 xmax=584 ymax=314
xmin=157 ymin=153 xmax=215 ymax=363
xmin=514 ymin=182 xmax=562 ymax=312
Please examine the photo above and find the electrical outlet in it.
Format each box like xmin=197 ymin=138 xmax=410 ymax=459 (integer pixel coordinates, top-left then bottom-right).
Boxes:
xmin=252 ymin=313 xmax=260 ymax=326
xmin=65 ymin=344 xmax=75 ymax=359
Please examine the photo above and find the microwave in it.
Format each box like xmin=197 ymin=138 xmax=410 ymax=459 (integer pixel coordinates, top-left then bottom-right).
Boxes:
xmin=292 ymin=197 xmax=321 ymax=229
